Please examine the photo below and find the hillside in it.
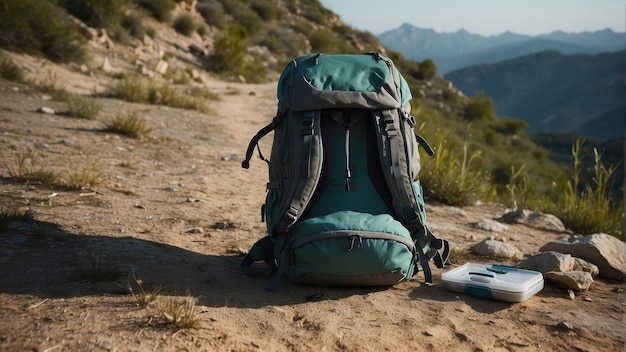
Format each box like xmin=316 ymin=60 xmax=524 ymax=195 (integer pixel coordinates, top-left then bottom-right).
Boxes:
xmin=444 ymin=50 xmax=626 ymax=140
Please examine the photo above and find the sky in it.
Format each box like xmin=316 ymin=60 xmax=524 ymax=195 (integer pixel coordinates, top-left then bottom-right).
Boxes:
xmin=318 ymin=0 xmax=625 ymax=36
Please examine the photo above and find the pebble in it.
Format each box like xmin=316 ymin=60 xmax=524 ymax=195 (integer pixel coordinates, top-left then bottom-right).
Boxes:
xmin=37 ymin=107 xmax=55 ymax=114
xmin=556 ymin=321 xmax=574 ymax=330
xmin=212 ymin=222 xmax=227 ymax=229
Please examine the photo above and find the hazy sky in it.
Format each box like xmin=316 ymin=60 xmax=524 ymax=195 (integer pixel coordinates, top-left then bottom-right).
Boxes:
xmin=318 ymin=0 xmax=625 ymax=36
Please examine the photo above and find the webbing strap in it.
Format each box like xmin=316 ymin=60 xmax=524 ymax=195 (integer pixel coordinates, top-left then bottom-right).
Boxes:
xmin=242 ymin=115 xmax=281 ymax=169
xmin=240 ymin=236 xmax=276 ymax=276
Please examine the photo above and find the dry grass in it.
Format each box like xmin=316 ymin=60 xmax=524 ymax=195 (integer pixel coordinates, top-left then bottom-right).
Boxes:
xmin=160 ymin=293 xmax=200 ymax=330
xmin=127 ymin=274 xmax=161 ymax=307
xmin=104 ymin=110 xmax=154 ymax=139
xmin=69 ymin=249 xmax=123 ymax=283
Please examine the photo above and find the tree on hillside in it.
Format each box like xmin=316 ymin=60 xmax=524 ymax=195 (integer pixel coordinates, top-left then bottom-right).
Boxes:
xmin=464 ymin=91 xmax=495 ymax=122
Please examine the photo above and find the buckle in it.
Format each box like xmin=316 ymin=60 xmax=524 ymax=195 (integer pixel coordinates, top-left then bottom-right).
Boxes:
xmin=284 ymin=207 xmax=298 ymax=225
xmin=302 ymin=116 xmax=314 ymax=135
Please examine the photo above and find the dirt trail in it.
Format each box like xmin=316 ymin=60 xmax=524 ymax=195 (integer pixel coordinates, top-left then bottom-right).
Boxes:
xmin=0 ymin=55 xmax=624 ymax=352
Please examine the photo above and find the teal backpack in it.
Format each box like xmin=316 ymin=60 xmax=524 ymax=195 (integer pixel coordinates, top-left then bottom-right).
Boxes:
xmin=241 ymin=52 xmax=450 ymax=291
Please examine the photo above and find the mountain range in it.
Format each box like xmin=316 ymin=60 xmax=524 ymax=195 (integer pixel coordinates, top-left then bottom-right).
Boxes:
xmin=378 ymin=23 xmax=625 ymax=75
xmin=444 ymin=50 xmax=625 ymax=139
xmin=378 ymin=24 xmax=625 ymax=141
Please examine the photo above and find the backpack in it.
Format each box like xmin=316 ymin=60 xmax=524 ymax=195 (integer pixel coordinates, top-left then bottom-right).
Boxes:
xmin=241 ymin=52 xmax=450 ymax=291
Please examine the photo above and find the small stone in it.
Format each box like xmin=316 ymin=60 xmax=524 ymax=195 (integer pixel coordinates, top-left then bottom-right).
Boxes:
xmin=185 ymin=227 xmax=203 ymax=234
xmin=556 ymin=321 xmax=573 ymax=330
xmin=212 ymin=222 xmax=227 ymax=229
xmin=37 ymin=107 xmax=55 ymax=114
xmin=567 ymin=289 xmax=575 ymax=300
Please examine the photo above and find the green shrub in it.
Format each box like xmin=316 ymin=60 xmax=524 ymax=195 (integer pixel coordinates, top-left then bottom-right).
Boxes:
xmin=121 ymin=14 xmax=146 ymax=38
xmin=228 ymin=4 xmax=263 ymax=33
xmin=0 ymin=0 xmax=87 ymax=63
xmin=173 ymin=14 xmax=196 ymax=36
xmin=136 ymin=0 xmax=175 ymax=22
xmin=60 ymin=0 xmax=129 ymax=28
xmin=197 ymin=2 xmax=226 ymax=29
xmin=0 ymin=55 xmax=23 ymax=82
xmin=464 ymin=91 xmax=495 ymax=122
xmin=495 ymin=117 xmax=528 ymax=135
xmin=196 ymin=24 xmax=207 ymax=37
xmin=419 ymin=138 xmax=491 ymax=206
xmin=418 ymin=59 xmax=437 ymax=80
xmin=250 ymin=0 xmax=282 ymax=21
xmin=106 ymin=75 xmax=148 ymax=102
xmin=548 ymin=140 xmax=622 ymax=238
xmin=208 ymin=25 xmax=248 ymax=72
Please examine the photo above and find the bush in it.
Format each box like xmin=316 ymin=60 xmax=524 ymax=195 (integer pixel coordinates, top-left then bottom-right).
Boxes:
xmin=495 ymin=117 xmax=528 ymax=135
xmin=121 ymin=14 xmax=146 ymax=38
xmin=548 ymin=140 xmax=622 ymax=238
xmin=0 ymin=55 xmax=24 ymax=82
xmin=250 ymin=0 xmax=282 ymax=21
xmin=197 ymin=2 xmax=226 ymax=29
xmin=419 ymin=138 xmax=491 ymax=206
xmin=0 ymin=0 xmax=87 ymax=63
xmin=417 ymin=59 xmax=437 ymax=80
xmin=60 ymin=0 xmax=129 ymax=28
xmin=208 ymin=25 xmax=248 ymax=72
xmin=173 ymin=14 xmax=196 ymax=36
xmin=464 ymin=91 xmax=495 ymax=122
xmin=136 ymin=0 xmax=175 ymax=22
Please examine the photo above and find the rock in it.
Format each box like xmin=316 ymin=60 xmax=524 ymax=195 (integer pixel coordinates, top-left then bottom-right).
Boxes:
xmin=540 ymin=233 xmax=626 ymax=280
xmin=102 ymin=57 xmax=112 ymax=73
xmin=37 ymin=107 xmax=55 ymax=114
xmin=185 ymin=227 xmax=203 ymax=234
xmin=155 ymin=59 xmax=168 ymax=75
xmin=518 ymin=252 xmax=575 ymax=274
xmin=556 ymin=321 xmax=574 ymax=330
xmin=471 ymin=219 xmax=508 ymax=232
xmin=471 ymin=239 xmax=523 ymax=260
xmin=498 ymin=209 xmax=567 ymax=233
xmin=573 ymin=258 xmax=599 ymax=278
xmin=545 ymin=271 xmax=594 ymax=291
xmin=22 ymin=63 xmax=38 ymax=74
xmin=189 ymin=43 xmax=208 ymax=57
xmin=212 ymin=222 xmax=227 ymax=229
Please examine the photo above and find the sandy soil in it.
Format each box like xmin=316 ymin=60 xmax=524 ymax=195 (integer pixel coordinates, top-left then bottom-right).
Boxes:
xmin=0 ymin=50 xmax=624 ymax=352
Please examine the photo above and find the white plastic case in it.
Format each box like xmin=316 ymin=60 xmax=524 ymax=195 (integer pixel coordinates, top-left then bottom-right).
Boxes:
xmin=442 ymin=263 xmax=544 ymax=302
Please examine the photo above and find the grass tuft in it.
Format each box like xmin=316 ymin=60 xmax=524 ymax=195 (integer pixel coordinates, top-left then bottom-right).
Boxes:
xmin=160 ymin=293 xmax=200 ymax=330
xmin=104 ymin=110 xmax=154 ymax=139
xmin=70 ymin=249 xmax=123 ymax=283
xmin=549 ymin=140 xmax=622 ymax=238
xmin=0 ymin=55 xmax=24 ymax=82
xmin=127 ymin=273 xmax=161 ymax=307
xmin=63 ymin=94 xmax=102 ymax=119
xmin=420 ymin=137 xmax=490 ymax=206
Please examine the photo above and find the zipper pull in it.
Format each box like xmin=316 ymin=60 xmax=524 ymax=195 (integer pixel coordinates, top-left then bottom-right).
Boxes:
xmin=347 ymin=235 xmax=363 ymax=252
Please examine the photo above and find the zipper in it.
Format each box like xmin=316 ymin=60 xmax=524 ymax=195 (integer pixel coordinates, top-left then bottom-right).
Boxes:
xmin=289 ymin=231 xmax=415 ymax=252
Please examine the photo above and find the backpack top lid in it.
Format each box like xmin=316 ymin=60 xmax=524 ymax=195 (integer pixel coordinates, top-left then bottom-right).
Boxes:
xmin=277 ymin=53 xmax=413 ymax=112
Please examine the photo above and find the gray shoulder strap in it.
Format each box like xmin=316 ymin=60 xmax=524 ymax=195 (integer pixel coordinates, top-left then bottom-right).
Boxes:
xmin=372 ymin=109 xmax=450 ymax=282
xmin=273 ymin=110 xmax=324 ymax=235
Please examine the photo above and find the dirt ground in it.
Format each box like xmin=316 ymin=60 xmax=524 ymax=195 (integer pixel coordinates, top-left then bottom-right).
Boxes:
xmin=0 ymin=50 xmax=624 ymax=352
